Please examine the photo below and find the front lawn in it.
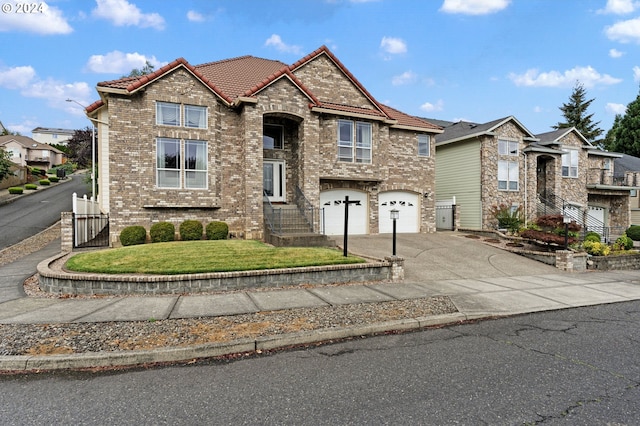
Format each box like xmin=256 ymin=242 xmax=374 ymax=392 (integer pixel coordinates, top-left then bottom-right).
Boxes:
xmin=65 ymin=240 xmax=365 ymax=275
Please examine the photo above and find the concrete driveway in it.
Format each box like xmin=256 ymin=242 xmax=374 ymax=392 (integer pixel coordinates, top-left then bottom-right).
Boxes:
xmin=340 ymin=231 xmax=564 ymax=282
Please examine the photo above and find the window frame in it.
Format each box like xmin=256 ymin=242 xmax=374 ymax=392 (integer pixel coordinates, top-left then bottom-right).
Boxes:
xmin=498 ymin=160 xmax=519 ymax=191
xmin=156 ymin=137 xmax=208 ymax=189
xmin=337 ymin=119 xmax=372 ymax=164
xmin=184 ymin=105 xmax=208 ymax=129
xmin=418 ymin=134 xmax=430 ymax=157
xmin=263 ymin=124 xmax=284 ymax=150
xmin=498 ymin=139 xmax=519 ymax=156
xmin=156 ymin=102 xmax=181 ymax=127
xmin=562 ymin=148 xmax=579 ymax=178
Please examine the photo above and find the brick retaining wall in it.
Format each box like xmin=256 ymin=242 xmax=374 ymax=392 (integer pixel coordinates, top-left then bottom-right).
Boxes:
xmin=37 ymin=254 xmax=402 ymax=296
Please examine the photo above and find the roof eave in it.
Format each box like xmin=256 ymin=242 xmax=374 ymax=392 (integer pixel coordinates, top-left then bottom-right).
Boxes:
xmin=391 ymin=124 xmax=444 ymax=133
xmin=310 ymin=106 xmax=388 ymax=122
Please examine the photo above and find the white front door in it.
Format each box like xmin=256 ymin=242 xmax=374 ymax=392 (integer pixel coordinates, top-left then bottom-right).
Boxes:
xmin=263 ymin=160 xmax=286 ymax=202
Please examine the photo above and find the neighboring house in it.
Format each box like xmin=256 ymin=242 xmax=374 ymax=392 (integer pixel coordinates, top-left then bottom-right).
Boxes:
xmin=613 ymin=153 xmax=640 ymax=225
xmin=86 ymin=46 xmax=442 ymax=246
xmin=0 ymin=135 xmax=66 ymax=171
xmin=434 ymin=117 xmax=632 ymax=239
xmin=32 ymin=127 xmax=75 ymax=146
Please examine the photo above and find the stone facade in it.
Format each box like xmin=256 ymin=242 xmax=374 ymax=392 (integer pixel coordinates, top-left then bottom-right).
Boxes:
xmin=90 ymin=48 xmax=440 ymax=245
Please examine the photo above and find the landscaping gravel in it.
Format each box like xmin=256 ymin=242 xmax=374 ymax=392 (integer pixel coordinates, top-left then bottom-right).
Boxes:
xmin=0 ymin=224 xmax=459 ymax=357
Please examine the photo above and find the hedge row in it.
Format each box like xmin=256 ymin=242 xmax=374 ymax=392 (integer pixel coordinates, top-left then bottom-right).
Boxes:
xmin=119 ymin=220 xmax=229 ymax=246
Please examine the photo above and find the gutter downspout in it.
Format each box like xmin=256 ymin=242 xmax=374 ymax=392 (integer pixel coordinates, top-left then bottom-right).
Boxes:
xmin=522 ymin=151 xmax=527 ymax=224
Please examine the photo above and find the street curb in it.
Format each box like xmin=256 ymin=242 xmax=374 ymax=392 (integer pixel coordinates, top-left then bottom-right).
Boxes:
xmin=0 ymin=313 xmax=469 ymax=372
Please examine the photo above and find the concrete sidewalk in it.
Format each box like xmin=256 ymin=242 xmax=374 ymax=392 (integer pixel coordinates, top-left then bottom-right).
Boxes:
xmin=1 ymin=234 xmax=640 ymax=371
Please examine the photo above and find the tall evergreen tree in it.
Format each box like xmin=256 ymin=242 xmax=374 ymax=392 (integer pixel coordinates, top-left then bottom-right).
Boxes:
xmin=604 ymin=87 xmax=640 ymax=156
xmin=553 ymin=81 xmax=603 ymax=143
xmin=123 ymin=61 xmax=155 ymax=78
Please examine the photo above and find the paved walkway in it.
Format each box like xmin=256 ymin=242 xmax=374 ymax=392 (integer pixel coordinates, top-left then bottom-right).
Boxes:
xmin=2 ymin=228 xmax=640 ymax=370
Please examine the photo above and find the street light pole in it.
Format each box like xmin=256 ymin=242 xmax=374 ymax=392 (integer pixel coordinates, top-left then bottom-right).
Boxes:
xmin=66 ymin=99 xmax=106 ymax=202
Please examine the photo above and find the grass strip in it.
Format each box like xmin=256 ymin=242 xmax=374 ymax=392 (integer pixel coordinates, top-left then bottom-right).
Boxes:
xmin=65 ymin=240 xmax=365 ymax=275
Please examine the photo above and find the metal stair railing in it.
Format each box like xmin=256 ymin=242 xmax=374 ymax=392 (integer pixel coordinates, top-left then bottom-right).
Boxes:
xmin=536 ymin=193 xmax=610 ymax=241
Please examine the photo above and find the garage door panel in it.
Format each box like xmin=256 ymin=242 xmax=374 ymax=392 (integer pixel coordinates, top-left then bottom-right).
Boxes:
xmin=320 ymin=190 xmax=368 ymax=236
xmin=379 ymin=192 xmax=419 ymax=233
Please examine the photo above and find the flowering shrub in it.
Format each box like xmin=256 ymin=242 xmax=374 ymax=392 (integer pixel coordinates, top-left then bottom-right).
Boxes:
xmin=583 ymin=241 xmax=611 ymax=256
xmin=490 ymin=204 xmax=523 ymax=234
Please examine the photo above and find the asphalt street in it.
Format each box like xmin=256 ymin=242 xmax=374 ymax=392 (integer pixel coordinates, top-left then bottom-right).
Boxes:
xmin=0 ymin=174 xmax=87 ymax=249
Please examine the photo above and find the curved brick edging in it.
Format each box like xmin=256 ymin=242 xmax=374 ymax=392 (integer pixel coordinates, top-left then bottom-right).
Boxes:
xmin=37 ymin=253 xmax=402 ymax=296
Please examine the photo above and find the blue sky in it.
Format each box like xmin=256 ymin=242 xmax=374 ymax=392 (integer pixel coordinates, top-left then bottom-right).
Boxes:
xmin=1 ymin=0 xmax=640 ymax=137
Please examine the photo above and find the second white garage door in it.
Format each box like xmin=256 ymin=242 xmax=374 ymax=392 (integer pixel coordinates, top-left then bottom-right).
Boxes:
xmin=379 ymin=191 xmax=420 ymax=233
xmin=320 ymin=189 xmax=368 ymax=236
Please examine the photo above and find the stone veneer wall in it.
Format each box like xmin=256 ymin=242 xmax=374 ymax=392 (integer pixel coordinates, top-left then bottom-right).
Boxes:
xmin=557 ymin=132 xmax=588 ymax=207
xmin=480 ymin=122 xmax=527 ymax=229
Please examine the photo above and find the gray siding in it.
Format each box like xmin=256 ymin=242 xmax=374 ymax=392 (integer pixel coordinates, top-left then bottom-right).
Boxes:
xmin=435 ymin=140 xmax=482 ymax=229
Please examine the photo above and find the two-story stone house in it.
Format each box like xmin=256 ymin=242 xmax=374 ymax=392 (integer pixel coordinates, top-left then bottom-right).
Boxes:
xmin=434 ymin=117 xmax=632 ymax=239
xmin=86 ymin=46 xmax=442 ymax=246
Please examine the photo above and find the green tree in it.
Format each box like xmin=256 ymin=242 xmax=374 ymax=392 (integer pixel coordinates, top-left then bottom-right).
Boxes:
xmin=0 ymin=148 xmax=13 ymax=181
xmin=0 ymin=120 xmax=20 ymax=136
xmin=553 ymin=82 xmax=603 ymax=143
xmin=123 ymin=60 xmax=155 ymax=78
xmin=604 ymin=87 xmax=640 ymax=156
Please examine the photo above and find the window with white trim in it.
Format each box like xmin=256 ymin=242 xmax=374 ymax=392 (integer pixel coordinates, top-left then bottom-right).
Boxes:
xmin=418 ymin=134 xmax=430 ymax=157
xmin=497 ymin=139 xmax=519 ymax=191
xmin=498 ymin=160 xmax=519 ymax=190
xmin=185 ymin=105 xmax=207 ymax=129
xmin=156 ymin=102 xmax=207 ymax=129
xmin=338 ymin=119 xmax=371 ymax=163
xmin=156 ymin=102 xmax=180 ymax=126
xmin=156 ymin=138 xmax=207 ymax=189
xmin=562 ymin=148 xmax=578 ymax=178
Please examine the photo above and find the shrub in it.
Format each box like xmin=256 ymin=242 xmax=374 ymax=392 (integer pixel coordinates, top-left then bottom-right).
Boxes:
xmin=583 ymin=240 xmax=611 ymax=256
xmin=30 ymin=167 xmax=45 ymax=176
xmin=48 ymin=176 xmax=59 ymax=183
xmin=150 ymin=222 xmax=175 ymax=243
xmin=39 ymin=179 xmax=50 ymax=186
xmin=119 ymin=225 xmax=147 ymax=246
xmin=179 ymin=220 xmax=203 ymax=241
xmin=584 ymin=231 xmax=601 ymax=243
xmin=25 ymin=183 xmax=37 ymax=190
xmin=613 ymin=234 xmax=634 ymax=251
xmin=206 ymin=221 xmax=229 ymax=240
xmin=520 ymin=229 xmax=577 ymax=246
xmin=8 ymin=187 xmax=23 ymax=194
xmin=626 ymin=225 xmax=640 ymax=241
xmin=490 ymin=204 xmax=523 ymax=234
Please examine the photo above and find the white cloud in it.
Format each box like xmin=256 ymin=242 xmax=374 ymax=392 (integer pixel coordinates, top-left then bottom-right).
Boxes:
xmin=605 ymin=17 xmax=640 ymax=43
xmin=92 ymin=0 xmax=165 ymax=30
xmin=609 ymin=48 xmax=625 ymax=58
xmin=533 ymin=106 xmax=543 ymax=113
xmin=598 ymin=0 xmax=639 ymax=14
xmin=187 ymin=10 xmax=206 ymax=22
xmin=392 ymin=71 xmax=417 ymax=86
xmin=264 ymin=34 xmax=303 ymax=54
xmin=634 ymin=65 xmax=640 ymax=81
xmin=440 ymin=0 xmax=510 ymax=15
xmin=420 ymin=100 xmax=444 ymax=112
xmin=85 ymin=51 xmax=164 ymax=74
xmin=0 ymin=65 xmax=92 ymax=113
xmin=508 ymin=66 xmax=622 ymax=88
xmin=606 ymin=102 xmax=627 ymax=114
xmin=380 ymin=37 xmax=407 ymax=54
xmin=0 ymin=1 xmax=72 ymax=34
xmin=0 ymin=66 xmax=36 ymax=89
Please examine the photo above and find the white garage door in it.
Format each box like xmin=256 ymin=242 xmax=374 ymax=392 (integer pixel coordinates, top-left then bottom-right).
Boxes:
xmin=588 ymin=206 xmax=605 ymax=225
xmin=379 ymin=191 xmax=420 ymax=233
xmin=320 ymin=189 xmax=368 ymax=236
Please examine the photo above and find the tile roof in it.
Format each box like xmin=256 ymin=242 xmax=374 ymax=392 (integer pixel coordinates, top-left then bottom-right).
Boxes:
xmin=91 ymin=46 xmax=441 ymax=131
